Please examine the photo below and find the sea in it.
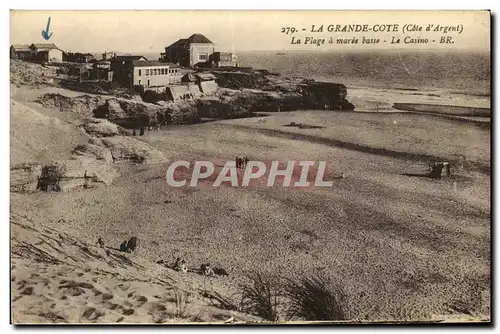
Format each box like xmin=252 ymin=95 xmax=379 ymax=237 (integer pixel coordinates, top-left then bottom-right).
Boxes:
xmin=140 ymin=50 xmax=489 ymax=93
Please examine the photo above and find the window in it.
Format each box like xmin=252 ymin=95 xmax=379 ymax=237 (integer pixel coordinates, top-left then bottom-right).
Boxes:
xmin=161 ymin=68 xmax=165 ymax=75
xmin=138 ymin=69 xmax=142 ymax=76
xmin=154 ymin=69 xmax=158 ymax=75
xmin=146 ymin=69 xmax=149 ymax=76
xmin=138 ymin=80 xmax=141 ymax=85
xmin=198 ymin=53 xmax=208 ymax=61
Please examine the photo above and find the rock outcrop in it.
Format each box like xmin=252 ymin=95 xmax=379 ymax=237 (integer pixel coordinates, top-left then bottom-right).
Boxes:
xmin=11 ymin=157 xmax=120 ymax=193
xmin=51 ymin=158 xmax=119 ymax=191
xmin=301 ymin=82 xmax=355 ymax=110
xmin=212 ymin=71 xmax=355 ymax=111
xmin=100 ymin=136 xmax=168 ymax=164
xmin=82 ymin=118 xmax=123 ymax=137
xmin=211 ymin=71 xmax=271 ymax=90
xmin=72 ymin=140 xmax=114 ymax=164
xmin=93 ymin=98 xmax=157 ymax=129
xmin=10 ymin=163 xmax=43 ymax=193
xmin=36 ymin=93 xmax=104 ymax=117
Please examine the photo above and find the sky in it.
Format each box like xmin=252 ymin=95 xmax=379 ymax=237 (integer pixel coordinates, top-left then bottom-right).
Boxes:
xmin=10 ymin=10 xmax=490 ymax=54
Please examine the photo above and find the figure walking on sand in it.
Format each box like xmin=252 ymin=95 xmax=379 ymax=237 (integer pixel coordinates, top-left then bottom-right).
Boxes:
xmin=236 ymin=156 xmax=242 ymax=169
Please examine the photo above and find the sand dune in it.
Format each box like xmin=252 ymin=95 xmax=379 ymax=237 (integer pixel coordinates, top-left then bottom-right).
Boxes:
xmin=11 ymin=212 xmax=261 ymax=324
xmin=10 ymin=100 xmax=89 ymax=165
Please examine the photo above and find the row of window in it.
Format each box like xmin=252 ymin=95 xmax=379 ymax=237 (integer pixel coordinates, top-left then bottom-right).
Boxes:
xmin=138 ymin=68 xmax=180 ymax=76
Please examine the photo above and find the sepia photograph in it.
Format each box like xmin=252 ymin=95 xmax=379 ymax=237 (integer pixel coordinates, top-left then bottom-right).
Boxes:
xmin=9 ymin=10 xmax=491 ymax=324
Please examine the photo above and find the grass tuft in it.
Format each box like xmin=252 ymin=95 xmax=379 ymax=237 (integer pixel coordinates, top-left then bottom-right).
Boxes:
xmin=239 ymin=272 xmax=281 ymax=321
xmin=284 ymin=274 xmax=346 ymax=321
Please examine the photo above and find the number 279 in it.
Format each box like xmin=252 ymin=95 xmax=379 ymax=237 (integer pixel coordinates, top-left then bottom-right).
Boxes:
xmin=281 ymin=27 xmax=296 ymax=34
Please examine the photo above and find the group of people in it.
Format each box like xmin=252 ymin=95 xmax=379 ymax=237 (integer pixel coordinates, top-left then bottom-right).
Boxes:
xmin=119 ymin=237 xmax=138 ymax=253
xmin=236 ymin=156 xmax=249 ymax=169
xmin=95 ymin=236 xmax=138 ymax=253
xmin=96 ymin=238 xmax=230 ymax=277
xmin=172 ymin=258 xmax=229 ymax=277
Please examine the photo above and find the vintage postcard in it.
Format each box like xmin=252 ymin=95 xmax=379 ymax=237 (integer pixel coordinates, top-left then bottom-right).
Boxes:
xmin=10 ymin=10 xmax=490 ymax=324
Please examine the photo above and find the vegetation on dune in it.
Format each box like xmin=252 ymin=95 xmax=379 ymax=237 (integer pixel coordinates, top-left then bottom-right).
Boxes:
xmin=239 ymin=272 xmax=281 ymax=321
xmin=284 ymin=274 xmax=347 ymax=321
xmin=239 ymin=271 xmax=348 ymax=322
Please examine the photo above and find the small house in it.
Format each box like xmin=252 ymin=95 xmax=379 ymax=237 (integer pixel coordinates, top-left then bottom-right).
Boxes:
xmin=110 ymin=55 xmax=148 ymax=87
xmin=101 ymin=51 xmax=116 ymax=61
xmin=161 ymin=33 xmax=215 ymax=68
xmin=110 ymin=56 xmax=183 ymax=88
xmin=10 ymin=44 xmax=31 ymax=60
xmin=209 ymin=52 xmax=238 ymax=67
xmin=88 ymin=61 xmax=112 ymax=81
xmin=64 ymin=52 xmax=96 ymax=63
xmin=132 ymin=61 xmax=182 ymax=88
xmin=29 ymin=43 xmax=64 ymax=63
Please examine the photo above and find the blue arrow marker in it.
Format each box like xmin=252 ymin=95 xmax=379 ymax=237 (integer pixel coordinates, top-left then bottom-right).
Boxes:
xmin=41 ymin=17 xmax=53 ymax=40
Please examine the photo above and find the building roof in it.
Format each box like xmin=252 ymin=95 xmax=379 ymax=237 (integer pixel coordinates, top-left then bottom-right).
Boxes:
xmin=11 ymin=44 xmax=30 ymax=51
xmin=133 ymin=60 xmax=180 ymax=67
xmin=30 ymin=43 xmax=60 ymax=50
xmin=186 ymin=34 xmax=213 ymax=44
xmin=112 ymin=55 xmax=148 ymax=61
xmin=171 ymin=38 xmax=188 ymax=46
xmin=167 ymin=33 xmax=214 ymax=48
xmin=162 ymin=62 xmax=180 ymax=68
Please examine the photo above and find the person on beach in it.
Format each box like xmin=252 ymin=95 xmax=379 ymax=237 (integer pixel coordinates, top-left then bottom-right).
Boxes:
xmin=97 ymin=238 xmax=104 ymax=248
